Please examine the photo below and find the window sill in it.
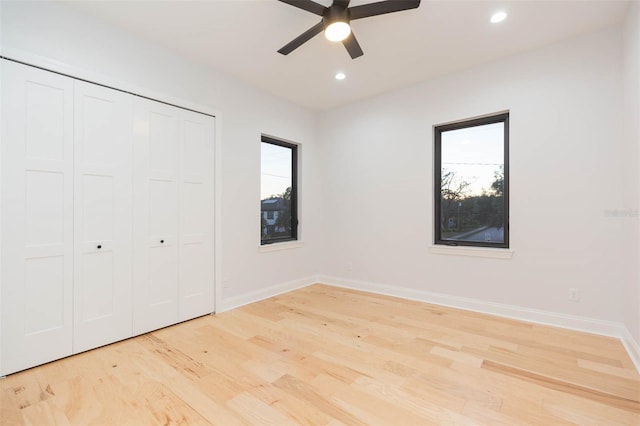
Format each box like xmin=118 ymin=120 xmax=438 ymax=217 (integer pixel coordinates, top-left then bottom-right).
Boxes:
xmin=259 ymin=241 xmax=304 ymax=253
xmin=429 ymin=245 xmax=514 ymax=259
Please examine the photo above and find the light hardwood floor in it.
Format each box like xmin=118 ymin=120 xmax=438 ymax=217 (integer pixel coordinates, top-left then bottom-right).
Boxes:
xmin=1 ymin=284 xmax=639 ymax=425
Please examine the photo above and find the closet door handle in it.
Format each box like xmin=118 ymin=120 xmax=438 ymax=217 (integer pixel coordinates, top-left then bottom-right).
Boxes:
xmin=97 ymin=244 xmax=102 ymax=249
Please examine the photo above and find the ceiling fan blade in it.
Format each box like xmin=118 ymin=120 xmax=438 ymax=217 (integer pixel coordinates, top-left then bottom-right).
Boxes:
xmin=278 ymin=0 xmax=327 ymax=16
xmin=349 ymin=0 xmax=420 ymax=20
xmin=342 ymin=31 xmax=364 ymax=59
xmin=278 ymin=21 xmax=325 ymax=55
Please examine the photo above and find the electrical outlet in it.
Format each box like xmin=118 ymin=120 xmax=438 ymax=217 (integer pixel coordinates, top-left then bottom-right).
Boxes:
xmin=569 ymin=288 xmax=580 ymax=302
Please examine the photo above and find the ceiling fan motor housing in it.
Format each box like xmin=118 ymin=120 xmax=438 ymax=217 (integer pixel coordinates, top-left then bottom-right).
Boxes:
xmin=324 ymin=5 xmax=350 ymax=28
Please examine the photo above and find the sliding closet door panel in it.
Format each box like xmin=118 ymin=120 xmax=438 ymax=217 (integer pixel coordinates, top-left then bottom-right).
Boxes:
xmin=148 ymin=178 xmax=178 ymax=309
xmin=149 ymin=112 xmax=178 ymax=178
xmin=179 ymin=111 xmax=215 ymax=320
xmin=150 ymin=180 xmax=178 ymax=234
xmin=73 ymin=81 xmax=133 ymax=353
xmin=133 ymin=99 xmax=180 ymax=335
xmin=25 ymin=171 xmax=66 ymax=245
xmin=1 ymin=60 xmax=74 ymax=375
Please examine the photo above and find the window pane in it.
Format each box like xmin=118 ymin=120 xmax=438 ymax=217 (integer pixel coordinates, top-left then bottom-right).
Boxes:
xmin=437 ymin=116 xmax=507 ymax=247
xmin=261 ymin=138 xmax=297 ymax=244
xmin=261 ymin=142 xmax=291 ymax=200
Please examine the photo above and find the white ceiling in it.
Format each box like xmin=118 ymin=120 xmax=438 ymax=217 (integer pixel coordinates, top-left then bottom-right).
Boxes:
xmin=64 ymin=0 xmax=631 ymax=111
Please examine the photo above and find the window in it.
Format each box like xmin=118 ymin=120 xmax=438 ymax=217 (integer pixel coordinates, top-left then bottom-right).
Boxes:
xmin=434 ymin=112 xmax=509 ymax=248
xmin=261 ymin=135 xmax=298 ymax=245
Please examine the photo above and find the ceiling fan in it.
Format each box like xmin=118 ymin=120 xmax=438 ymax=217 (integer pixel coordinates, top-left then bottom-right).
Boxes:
xmin=277 ymin=0 xmax=421 ymax=59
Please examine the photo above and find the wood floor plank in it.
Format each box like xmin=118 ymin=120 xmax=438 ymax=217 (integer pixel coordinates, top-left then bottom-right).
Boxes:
xmin=482 ymin=359 xmax=640 ymax=413
xmin=1 ymin=284 xmax=638 ymax=425
xmin=0 ymin=387 xmax=25 ymax=425
xmin=274 ymin=374 xmax=366 ymax=425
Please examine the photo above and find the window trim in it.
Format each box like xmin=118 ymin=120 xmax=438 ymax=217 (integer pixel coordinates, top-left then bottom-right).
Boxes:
xmin=434 ymin=112 xmax=510 ymax=249
xmin=261 ymin=135 xmax=298 ymax=245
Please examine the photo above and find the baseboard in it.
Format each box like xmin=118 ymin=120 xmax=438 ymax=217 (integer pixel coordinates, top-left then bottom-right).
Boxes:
xmin=318 ymin=275 xmax=640 ymax=373
xmin=319 ymin=275 xmax=623 ymax=336
xmin=621 ymin=326 xmax=640 ymax=373
xmin=218 ymin=275 xmax=319 ymax=313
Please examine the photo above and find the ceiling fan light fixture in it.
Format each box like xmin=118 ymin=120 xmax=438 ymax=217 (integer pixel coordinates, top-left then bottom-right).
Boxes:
xmin=325 ymin=21 xmax=351 ymax=42
xmin=490 ymin=11 xmax=507 ymax=23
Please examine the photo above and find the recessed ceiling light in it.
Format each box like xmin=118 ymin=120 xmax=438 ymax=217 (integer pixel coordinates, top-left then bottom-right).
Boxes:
xmin=490 ymin=11 xmax=507 ymax=23
xmin=335 ymin=72 xmax=346 ymax=80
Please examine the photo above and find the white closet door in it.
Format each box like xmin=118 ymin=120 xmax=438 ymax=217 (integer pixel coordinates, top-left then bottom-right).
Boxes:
xmin=133 ymin=98 xmax=180 ymax=335
xmin=73 ymin=81 xmax=133 ymax=353
xmin=179 ymin=110 xmax=215 ymax=320
xmin=0 ymin=60 xmax=74 ymax=375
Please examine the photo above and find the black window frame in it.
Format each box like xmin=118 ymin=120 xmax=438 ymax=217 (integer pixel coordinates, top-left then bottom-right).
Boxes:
xmin=434 ymin=112 xmax=509 ymax=248
xmin=260 ymin=135 xmax=298 ymax=245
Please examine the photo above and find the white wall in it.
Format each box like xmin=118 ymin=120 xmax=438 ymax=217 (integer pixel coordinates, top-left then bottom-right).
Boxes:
xmin=318 ymin=26 xmax=634 ymax=328
xmin=622 ymin=2 xmax=640 ymax=344
xmin=0 ymin=1 xmax=323 ymax=308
